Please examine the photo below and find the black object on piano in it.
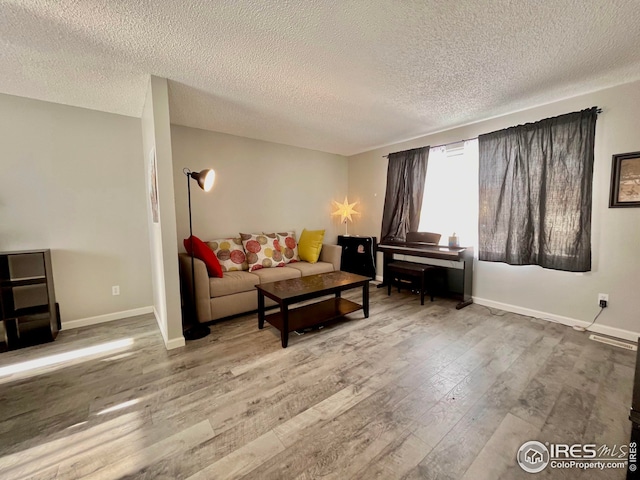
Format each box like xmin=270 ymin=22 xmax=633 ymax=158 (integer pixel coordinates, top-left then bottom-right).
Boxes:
xmin=337 ymin=236 xmax=376 ymax=279
xmin=406 ymin=231 xmax=441 ymax=245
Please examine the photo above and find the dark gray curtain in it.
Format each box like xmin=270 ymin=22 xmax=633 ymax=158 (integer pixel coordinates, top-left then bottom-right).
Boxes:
xmin=380 ymin=146 xmax=429 ymax=243
xmin=478 ymin=107 xmax=597 ymax=272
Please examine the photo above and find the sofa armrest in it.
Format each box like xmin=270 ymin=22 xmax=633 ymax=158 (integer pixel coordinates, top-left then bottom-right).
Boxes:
xmin=178 ymin=253 xmax=212 ymax=324
xmin=319 ymin=244 xmax=342 ymax=271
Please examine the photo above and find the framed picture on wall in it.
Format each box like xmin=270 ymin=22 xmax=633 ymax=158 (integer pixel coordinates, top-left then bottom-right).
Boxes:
xmin=149 ymin=148 xmax=160 ymax=222
xmin=609 ymin=151 xmax=640 ymax=208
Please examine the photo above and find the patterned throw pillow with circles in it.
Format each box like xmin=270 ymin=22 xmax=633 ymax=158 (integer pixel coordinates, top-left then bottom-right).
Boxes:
xmin=239 ymin=233 xmax=285 ymax=271
xmin=276 ymin=231 xmax=300 ymax=264
xmin=206 ymin=237 xmax=248 ymax=272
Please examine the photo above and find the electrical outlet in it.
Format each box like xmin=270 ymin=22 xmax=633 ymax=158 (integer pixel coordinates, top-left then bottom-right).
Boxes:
xmin=598 ymin=293 xmax=608 ymax=308
xmin=112 ymin=285 xmax=120 ymax=296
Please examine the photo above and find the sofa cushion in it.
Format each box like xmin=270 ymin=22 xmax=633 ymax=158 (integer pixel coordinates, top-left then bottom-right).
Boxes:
xmin=276 ymin=231 xmax=300 ymax=264
xmin=298 ymin=229 xmax=325 ymax=263
xmin=184 ymin=235 xmax=223 ymax=278
xmin=285 ymin=261 xmax=334 ymax=276
xmin=209 ymin=271 xmax=260 ymax=297
xmin=240 ymin=233 xmax=285 ymax=271
xmin=251 ymin=266 xmax=301 ymax=283
xmin=207 ymin=238 xmax=248 ymax=272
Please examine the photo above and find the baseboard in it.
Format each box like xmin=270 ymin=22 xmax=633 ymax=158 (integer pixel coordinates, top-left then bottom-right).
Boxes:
xmin=473 ymin=297 xmax=640 ymax=343
xmin=375 ymin=275 xmax=384 ymax=282
xmin=152 ymin=307 xmax=186 ymax=350
xmin=61 ymin=306 xmax=154 ymax=330
xmin=165 ymin=336 xmax=186 ymax=349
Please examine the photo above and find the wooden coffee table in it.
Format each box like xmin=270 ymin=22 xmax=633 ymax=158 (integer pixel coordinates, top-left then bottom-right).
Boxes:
xmin=256 ymin=271 xmax=370 ymax=348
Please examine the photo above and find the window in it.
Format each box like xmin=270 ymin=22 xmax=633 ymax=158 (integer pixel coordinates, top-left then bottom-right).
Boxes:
xmin=418 ymin=139 xmax=479 ymax=250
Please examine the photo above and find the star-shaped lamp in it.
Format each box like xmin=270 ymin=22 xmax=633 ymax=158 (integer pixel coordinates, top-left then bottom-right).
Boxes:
xmin=332 ymin=197 xmax=359 ymax=235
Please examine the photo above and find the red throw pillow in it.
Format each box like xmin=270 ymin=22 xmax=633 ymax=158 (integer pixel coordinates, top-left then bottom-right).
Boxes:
xmin=184 ymin=235 xmax=223 ymax=278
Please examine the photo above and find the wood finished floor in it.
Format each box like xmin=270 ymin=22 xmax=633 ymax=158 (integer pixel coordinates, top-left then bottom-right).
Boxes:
xmin=0 ymin=286 xmax=635 ymax=480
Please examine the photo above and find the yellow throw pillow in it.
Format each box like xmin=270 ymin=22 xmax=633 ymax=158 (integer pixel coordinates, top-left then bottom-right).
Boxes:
xmin=298 ymin=229 xmax=325 ymax=264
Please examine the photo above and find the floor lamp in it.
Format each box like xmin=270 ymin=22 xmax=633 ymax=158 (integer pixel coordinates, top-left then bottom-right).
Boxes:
xmin=183 ymin=167 xmax=215 ymax=340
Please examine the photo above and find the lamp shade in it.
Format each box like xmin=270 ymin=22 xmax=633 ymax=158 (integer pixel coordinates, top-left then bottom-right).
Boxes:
xmin=331 ymin=197 xmax=359 ymax=223
xmin=190 ymin=169 xmax=216 ymax=192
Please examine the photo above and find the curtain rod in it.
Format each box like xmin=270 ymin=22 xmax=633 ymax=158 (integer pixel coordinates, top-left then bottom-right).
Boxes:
xmin=382 ymin=107 xmax=602 ymax=158
xmin=382 ymin=138 xmax=476 ymax=158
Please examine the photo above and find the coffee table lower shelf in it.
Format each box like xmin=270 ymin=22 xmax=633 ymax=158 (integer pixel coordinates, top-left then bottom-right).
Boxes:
xmin=264 ymin=297 xmax=362 ymax=335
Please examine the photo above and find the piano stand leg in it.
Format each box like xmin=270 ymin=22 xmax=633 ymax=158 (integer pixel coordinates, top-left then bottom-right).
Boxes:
xmin=456 ymin=299 xmax=473 ymax=310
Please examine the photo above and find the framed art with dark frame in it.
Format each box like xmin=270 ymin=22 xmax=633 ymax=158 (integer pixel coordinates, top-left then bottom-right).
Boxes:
xmin=609 ymin=151 xmax=640 ymax=208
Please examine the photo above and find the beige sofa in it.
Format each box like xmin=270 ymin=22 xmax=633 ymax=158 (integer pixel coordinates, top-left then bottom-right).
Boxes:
xmin=179 ymin=244 xmax=342 ymax=323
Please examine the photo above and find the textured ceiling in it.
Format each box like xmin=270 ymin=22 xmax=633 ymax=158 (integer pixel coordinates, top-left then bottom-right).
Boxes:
xmin=2 ymin=1 xmax=640 ymax=155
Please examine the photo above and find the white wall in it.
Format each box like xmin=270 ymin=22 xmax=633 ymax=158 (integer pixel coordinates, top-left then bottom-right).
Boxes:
xmin=348 ymin=80 xmax=640 ymax=340
xmin=0 ymin=92 xmax=153 ymax=324
xmin=141 ymin=77 xmax=185 ymax=349
xmin=170 ymin=125 xmax=349 ymax=247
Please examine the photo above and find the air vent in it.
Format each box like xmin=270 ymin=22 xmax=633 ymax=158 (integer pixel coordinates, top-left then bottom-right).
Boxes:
xmin=589 ymin=334 xmax=637 ymax=351
xmin=445 ymin=143 xmax=465 ymax=157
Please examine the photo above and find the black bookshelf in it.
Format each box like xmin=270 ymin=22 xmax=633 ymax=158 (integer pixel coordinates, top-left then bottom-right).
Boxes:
xmin=0 ymin=249 xmax=60 ymax=351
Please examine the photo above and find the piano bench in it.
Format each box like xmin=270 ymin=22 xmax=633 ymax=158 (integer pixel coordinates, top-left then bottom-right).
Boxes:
xmin=387 ymin=261 xmax=436 ymax=305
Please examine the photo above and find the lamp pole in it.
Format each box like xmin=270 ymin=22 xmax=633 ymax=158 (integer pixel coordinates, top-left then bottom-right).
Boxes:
xmin=187 ymin=171 xmax=197 ymax=321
